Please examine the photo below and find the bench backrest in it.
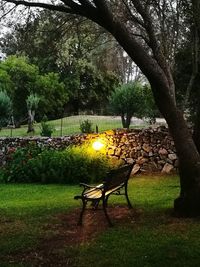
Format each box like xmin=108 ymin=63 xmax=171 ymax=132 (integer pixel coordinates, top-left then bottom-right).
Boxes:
xmin=103 ymin=163 xmax=134 ymax=191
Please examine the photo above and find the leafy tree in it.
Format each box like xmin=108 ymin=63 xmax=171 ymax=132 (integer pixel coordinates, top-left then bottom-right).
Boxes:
xmin=35 ymin=72 xmax=68 ymax=120
xmin=0 ymin=90 xmax=12 ymax=128
xmin=0 ymin=68 xmax=13 ymax=92
xmin=0 ymin=55 xmax=39 ymax=124
xmin=64 ymin=60 xmax=118 ymax=114
xmin=1 ymin=13 xmax=119 ymax=115
xmin=110 ymin=82 xmax=158 ymax=128
xmin=26 ymin=93 xmax=40 ymax=133
xmin=2 ymin=0 xmax=200 ymax=216
xmin=0 ymin=9 xmax=129 ymax=81
xmin=0 ymin=55 xmax=68 ymax=124
xmin=109 ymin=82 xmax=144 ymax=128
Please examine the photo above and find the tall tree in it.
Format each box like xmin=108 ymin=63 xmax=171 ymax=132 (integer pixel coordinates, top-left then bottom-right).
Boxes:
xmin=63 ymin=60 xmax=118 ymax=114
xmin=2 ymin=0 xmax=200 ymax=216
xmin=0 ymin=55 xmax=68 ymax=123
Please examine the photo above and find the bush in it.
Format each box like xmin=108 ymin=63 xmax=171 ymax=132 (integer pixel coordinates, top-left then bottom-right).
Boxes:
xmin=1 ymin=143 xmax=42 ymax=183
xmin=40 ymin=116 xmax=54 ymax=137
xmin=80 ymin=119 xmax=93 ymax=133
xmin=1 ymin=144 xmax=123 ymax=184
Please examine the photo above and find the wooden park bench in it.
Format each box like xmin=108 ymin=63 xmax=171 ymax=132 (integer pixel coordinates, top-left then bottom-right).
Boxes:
xmin=74 ymin=163 xmax=134 ymax=227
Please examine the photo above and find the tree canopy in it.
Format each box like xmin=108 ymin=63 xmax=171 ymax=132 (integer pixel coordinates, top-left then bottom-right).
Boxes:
xmin=0 ymin=55 xmax=68 ymax=124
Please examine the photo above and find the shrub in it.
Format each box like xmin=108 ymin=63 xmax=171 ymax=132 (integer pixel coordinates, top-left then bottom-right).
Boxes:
xmin=40 ymin=116 xmax=54 ymax=137
xmin=1 ymin=143 xmax=42 ymax=183
xmin=1 ymin=144 xmax=123 ymax=184
xmin=80 ymin=119 xmax=93 ymax=133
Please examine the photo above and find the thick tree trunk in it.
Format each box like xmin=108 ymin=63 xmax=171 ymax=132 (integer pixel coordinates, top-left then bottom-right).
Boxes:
xmin=193 ymin=113 xmax=200 ymax=154
xmin=168 ymin=109 xmax=200 ymax=216
xmin=152 ymin=83 xmax=200 ymax=216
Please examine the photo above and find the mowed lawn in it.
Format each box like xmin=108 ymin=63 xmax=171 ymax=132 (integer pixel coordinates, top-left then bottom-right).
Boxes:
xmin=0 ymin=115 xmax=147 ymax=137
xmin=1 ymin=175 xmax=200 ymax=267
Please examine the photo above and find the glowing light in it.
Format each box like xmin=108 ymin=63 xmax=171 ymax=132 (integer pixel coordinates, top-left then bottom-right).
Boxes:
xmin=92 ymin=140 xmax=104 ymax=151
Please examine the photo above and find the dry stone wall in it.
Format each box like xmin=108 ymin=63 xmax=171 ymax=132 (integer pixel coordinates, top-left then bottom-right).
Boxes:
xmin=0 ymin=126 xmax=177 ymax=174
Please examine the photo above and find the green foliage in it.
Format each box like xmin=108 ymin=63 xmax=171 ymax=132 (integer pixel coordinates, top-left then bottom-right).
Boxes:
xmin=0 ymin=91 xmax=12 ymax=128
xmin=0 ymin=55 xmax=39 ymax=123
xmin=1 ymin=143 xmax=42 ymax=183
xmin=109 ymin=82 xmax=144 ymax=128
xmin=1 ymin=144 xmax=122 ymax=184
xmin=141 ymin=85 xmax=160 ymax=123
xmin=35 ymin=72 xmax=68 ymax=119
xmin=64 ymin=60 xmax=119 ymax=114
xmin=1 ymin=12 xmax=119 ymax=115
xmin=80 ymin=119 xmax=93 ymax=133
xmin=26 ymin=93 xmax=40 ymax=111
xmin=109 ymin=82 xmax=158 ymax=128
xmin=0 ymin=56 xmax=68 ymax=124
xmin=0 ymin=68 xmax=13 ymax=91
xmin=40 ymin=116 xmax=54 ymax=137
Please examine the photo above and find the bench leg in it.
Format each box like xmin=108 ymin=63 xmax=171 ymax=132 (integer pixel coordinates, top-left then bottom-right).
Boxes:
xmin=125 ymin=184 xmax=133 ymax=209
xmin=103 ymin=198 xmax=113 ymax=227
xmin=78 ymin=199 xmax=87 ymax=226
xmin=91 ymin=199 xmax=100 ymax=209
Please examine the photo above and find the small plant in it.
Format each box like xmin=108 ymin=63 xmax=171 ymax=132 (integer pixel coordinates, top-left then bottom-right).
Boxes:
xmin=80 ymin=119 xmax=93 ymax=133
xmin=40 ymin=116 xmax=54 ymax=137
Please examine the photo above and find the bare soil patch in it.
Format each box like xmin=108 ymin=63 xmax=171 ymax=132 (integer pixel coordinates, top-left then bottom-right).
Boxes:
xmin=1 ymin=205 xmax=139 ymax=267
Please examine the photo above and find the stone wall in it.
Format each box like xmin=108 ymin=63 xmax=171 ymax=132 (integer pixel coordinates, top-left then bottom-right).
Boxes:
xmin=0 ymin=126 xmax=177 ymax=174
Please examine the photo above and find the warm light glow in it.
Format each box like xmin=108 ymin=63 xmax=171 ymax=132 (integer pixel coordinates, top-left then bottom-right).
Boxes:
xmin=92 ymin=140 xmax=104 ymax=151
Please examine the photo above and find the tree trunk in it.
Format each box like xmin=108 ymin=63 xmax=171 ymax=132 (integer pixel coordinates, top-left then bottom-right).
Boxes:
xmin=169 ymin=110 xmax=200 ymax=216
xmin=27 ymin=110 xmax=35 ymax=133
xmin=192 ymin=99 xmax=200 ymax=153
xmin=121 ymin=114 xmax=131 ymax=128
xmin=152 ymin=83 xmax=200 ymax=216
xmin=121 ymin=114 xmax=126 ymax=128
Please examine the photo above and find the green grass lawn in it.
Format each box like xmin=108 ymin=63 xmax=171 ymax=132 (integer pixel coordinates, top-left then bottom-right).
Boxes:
xmin=0 ymin=115 xmax=147 ymax=137
xmin=1 ymin=175 xmax=200 ymax=267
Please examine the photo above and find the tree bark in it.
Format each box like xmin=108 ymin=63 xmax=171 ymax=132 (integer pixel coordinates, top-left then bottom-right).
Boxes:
xmin=152 ymin=82 xmax=200 ymax=216
xmin=27 ymin=109 xmax=35 ymax=133
xmin=192 ymin=97 xmax=200 ymax=153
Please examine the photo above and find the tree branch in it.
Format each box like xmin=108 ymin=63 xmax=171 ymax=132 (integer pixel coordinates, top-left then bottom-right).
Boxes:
xmin=3 ymin=0 xmax=74 ymax=13
xmin=122 ymin=0 xmax=145 ymax=27
xmin=0 ymin=4 xmax=16 ymax=20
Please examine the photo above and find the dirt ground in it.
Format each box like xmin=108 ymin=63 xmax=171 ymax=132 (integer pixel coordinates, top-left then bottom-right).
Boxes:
xmin=1 ymin=205 xmax=139 ymax=267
